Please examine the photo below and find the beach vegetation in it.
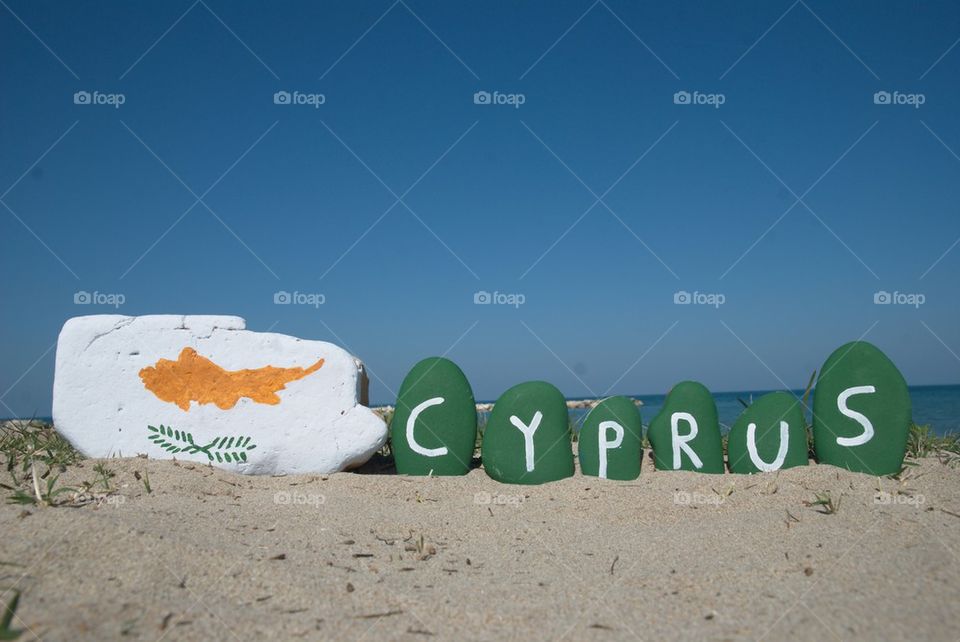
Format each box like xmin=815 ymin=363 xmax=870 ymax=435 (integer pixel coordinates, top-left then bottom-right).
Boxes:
xmin=906 ymin=423 xmax=960 ymax=461
xmin=0 ymin=590 xmax=22 ymax=640
xmin=804 ymin=491 xmax=841 ymax=515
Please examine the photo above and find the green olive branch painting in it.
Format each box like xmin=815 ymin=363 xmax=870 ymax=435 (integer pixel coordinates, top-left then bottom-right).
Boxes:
xmin=146 ymin=425 xmax=257 ymax=463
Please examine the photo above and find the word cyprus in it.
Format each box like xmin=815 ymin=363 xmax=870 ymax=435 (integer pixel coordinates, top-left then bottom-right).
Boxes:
xmin=391 ymin=341 xmax=911 ymax=483
xmin=52 ymin=316 xmax=910 ymax=479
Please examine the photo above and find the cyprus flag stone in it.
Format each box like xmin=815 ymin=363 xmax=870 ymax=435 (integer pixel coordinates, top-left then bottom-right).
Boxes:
xmin=52 ymin=315 xmax=387 ymax=474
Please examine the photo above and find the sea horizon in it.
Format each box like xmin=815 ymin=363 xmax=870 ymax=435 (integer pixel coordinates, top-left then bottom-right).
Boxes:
xmin=10 ymin=384 xmax=959 ymax=436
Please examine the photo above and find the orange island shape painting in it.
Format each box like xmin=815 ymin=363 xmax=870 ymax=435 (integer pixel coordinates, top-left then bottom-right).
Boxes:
xmin=139 ymin=347 xmax=325 ymax=411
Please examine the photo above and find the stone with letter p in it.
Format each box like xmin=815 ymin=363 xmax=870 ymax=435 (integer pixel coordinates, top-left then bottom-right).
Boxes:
xmin=578 ymin=396 xmax=643 ymax=480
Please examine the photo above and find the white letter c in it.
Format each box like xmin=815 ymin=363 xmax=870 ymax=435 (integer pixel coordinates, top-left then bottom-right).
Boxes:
xmin=406 ymin=397 xmax=448 ymax=457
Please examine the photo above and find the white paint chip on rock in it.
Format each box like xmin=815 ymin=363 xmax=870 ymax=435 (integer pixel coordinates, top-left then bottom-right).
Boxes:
xmin=53 ymin=315 xmax=387 ymax=474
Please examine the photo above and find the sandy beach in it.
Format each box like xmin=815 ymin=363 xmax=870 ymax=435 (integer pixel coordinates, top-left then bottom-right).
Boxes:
xmin=2 ymin=448 xmax=959 ymax=641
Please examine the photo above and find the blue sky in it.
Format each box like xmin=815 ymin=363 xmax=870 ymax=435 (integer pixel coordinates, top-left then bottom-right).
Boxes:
xmin=2 ymin=0 xmax=959 ymax=412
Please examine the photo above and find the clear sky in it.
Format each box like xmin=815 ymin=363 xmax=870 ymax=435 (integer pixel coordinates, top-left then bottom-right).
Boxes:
xmin=2 ymin=0 xmax=959 ymax=412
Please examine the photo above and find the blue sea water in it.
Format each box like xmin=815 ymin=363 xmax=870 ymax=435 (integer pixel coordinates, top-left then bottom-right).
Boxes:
xmin=8 ymin=385 xmax=959 ymax=436
xmin=560 ymin=384 xmax=960 ymax=436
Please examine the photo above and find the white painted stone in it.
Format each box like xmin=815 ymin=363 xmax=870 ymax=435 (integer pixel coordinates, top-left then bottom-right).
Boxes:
xmin=52 ymin=315 xmax=387 ymax=474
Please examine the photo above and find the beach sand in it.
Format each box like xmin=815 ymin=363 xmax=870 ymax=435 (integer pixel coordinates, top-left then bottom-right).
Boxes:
xmin=2 ymin=452 xmax=959 ymax=641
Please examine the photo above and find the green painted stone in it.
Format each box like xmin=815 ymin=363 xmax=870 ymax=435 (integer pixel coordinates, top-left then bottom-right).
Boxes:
xmin=389 ymin=357 xmax=477 ymax=476
xmin=727 ymin=392 xmax=808 ymax=474
xmin=578 ymin=396 xmax=643 ymax=480
xmin=481 ymin=381 xmax=574 ymax=485
xmin=813 ymin=341 xmax=911 ymax=476
xmin=647 ymin=381 xmax=724 ymax=473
